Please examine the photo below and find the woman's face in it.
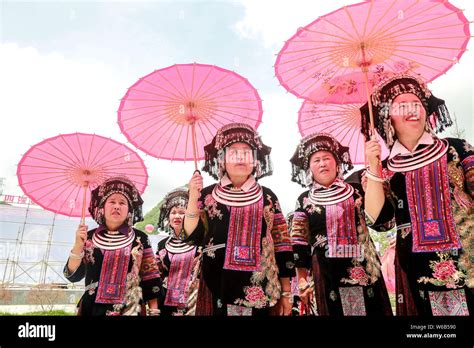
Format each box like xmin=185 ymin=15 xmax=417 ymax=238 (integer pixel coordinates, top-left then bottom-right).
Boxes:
xmin=224 ymin=142 xmax=254 ymax=179
xmin=103 ymin=193 xmax=129 ymax=228
xmin=389 ymin=93 xmax=427 ymax=141
xmin=169 ymin=206 xmax=185 ymax=232
xmin=309 ymin=150 xmax=338 ymax=187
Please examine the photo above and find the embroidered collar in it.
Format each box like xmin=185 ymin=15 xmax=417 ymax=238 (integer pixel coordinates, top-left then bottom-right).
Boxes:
xmin=92 ymin=229 xmax=135 ymax=250
xmin=165 ymin=236 xmax=196 ymax=254
xmin=389 ymin=132 xmax=435 ymax=160
xmin=212 ymin=175 xmax=263 ymax=207
xmin=308 ymin=180 xmax=354 ymax=206
xmin=388 ymin=137 xmax=448 ymax=172
xmin=220 ymin=174 xmax=256 ymax=192
xmin=312 ymin=178 xmax=346 ymax=191
xmin=96 ymin=223 xmax=130 ymax=236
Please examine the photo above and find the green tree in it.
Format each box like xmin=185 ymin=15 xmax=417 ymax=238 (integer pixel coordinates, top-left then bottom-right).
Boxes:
xmin=135 ymin=184 xmax=188 ymax=234
xmin=134 ymin=199 xmax=164 ymax=234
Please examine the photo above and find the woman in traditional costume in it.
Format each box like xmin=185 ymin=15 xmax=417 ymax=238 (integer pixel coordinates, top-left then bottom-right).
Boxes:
xmin=64 ymin=177 xmax=162 ymax=316
xmin=156 ymin=187 xmax=201 ymax=316
xmin=184 ymin=123 xmax=295 ymax=316
xmin=290 ymin=133 xmax=393 ymax=316
xmin=362 ymin=74 xmax=473 ymax=316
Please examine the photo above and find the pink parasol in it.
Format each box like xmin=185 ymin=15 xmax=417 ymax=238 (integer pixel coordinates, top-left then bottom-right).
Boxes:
xmin=298 ymin=100 xmax=389 ymax=164
xmin=118 ymin=63 xmax=263 ymax=170
xmin=17 ymin=133 xmax=148 ymax=223
xmin=275 ymin=0 xmax=470 ymax=131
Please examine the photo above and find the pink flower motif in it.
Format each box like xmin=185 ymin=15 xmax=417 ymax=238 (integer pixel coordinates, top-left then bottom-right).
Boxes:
xmin=245 ymin=286 xmax=266 ymax=305
xmin=433 ymin=260 xmax=457 ymax=281
xmin=350 ymin=266 xmax=369 ymax=285
xmin=303 ymin=197 xmax=319 ymax=215
xmin=204 ymin=194 xmax=215 ymax=207
xmin=85 ymin=239 xmax=93 ymax=249
xmin=346 ymin=80 xmax=357 ymax=95
xmin=84 ymin=239 xmax=95 ymax=264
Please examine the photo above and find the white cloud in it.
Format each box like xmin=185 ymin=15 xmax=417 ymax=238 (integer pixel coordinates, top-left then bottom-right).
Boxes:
xmin=0 ymin=44 xmax=124 ymax=192
xmin=234 ymin=0 xmax=355 ymax=49
xmin=0 ymin=43 xmax=204 ymax=214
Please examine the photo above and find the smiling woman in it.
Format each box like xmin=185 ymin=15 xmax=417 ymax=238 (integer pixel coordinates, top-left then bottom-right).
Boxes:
xmin=63 ymin=177 xmax=162 ymax=316
xmin=361 ymin=75 xmax=474 ymax=316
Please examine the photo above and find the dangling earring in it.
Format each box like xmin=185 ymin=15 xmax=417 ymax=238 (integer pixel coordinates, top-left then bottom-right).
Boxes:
xmin=386 ymin=123 xmax=395 ymax=147
xmin=127 ymin=212 xmax=133 ymax=228
xmin=305 ymin=168 xmax=314 ymax=186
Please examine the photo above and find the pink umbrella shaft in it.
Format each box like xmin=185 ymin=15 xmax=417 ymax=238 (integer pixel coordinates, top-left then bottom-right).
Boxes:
xmin=81 ymin=184 xmax=88 ymax=225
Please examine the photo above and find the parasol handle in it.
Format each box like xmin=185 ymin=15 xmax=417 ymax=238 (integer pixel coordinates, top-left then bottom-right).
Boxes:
xmin=191 ymin=121 xmax=199 ymax=171
xmin=80 ymin=183 xmax=88 ymax=225
xmin=362 ymin=68 xmax=376 ymax=133
xmin=360 ymin=42 xmax=376 ymax=133
xmin=362 ymin=67 xmax=382 ymax=176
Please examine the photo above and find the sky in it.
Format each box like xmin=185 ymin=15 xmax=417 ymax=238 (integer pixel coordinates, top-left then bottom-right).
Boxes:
xmin=1 ymin=0 xmax=473 ymax=218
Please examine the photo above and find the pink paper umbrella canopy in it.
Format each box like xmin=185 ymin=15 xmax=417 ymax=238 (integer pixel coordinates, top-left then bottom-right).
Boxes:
xmin=275 ymin=0 xmax=470 ymax=103
xmin=17 ymin=133 xmax=148 ymax=218
xmin=118 ymin=63 xmax=263 ymax=162
xmin=298 ymin=101 xmax=389 ymax=165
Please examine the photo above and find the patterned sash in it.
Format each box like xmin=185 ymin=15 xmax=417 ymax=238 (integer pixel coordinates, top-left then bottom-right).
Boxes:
xmin=95 ymin=245 xmax=132 ymax=304
xmin=390 ymin=138 xmax=460 ymax=252
xmin=339 ymin=286 xmax=367 ymax=316
xmin=405 ymin=155 xmax=461 ymax=252
xmin=325 ymin=196 xmax=358 ymax=258
xmin=165 ymin=238 xmax=197 ymax=307
xmin=429 ymin=289 xmax=469 ymax=316
xmin=223 ymin=197 xmax=264 ymax=271
xmin=309 ymin=181 xmax=358 ymax=258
